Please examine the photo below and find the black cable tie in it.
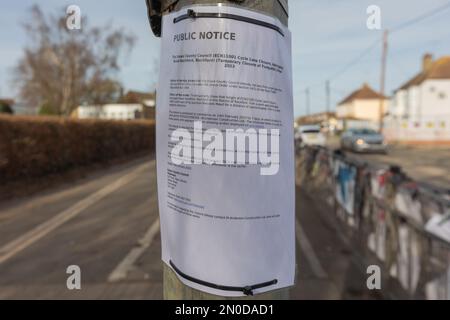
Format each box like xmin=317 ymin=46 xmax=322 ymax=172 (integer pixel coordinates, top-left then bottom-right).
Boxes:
xmin=169 ymin=260 xmax=277 ymax=296
xmin=173 ymin=11 xmax=285 ymax=37
xmin=173 ymin=9 xmax=197 ymax=23
xmin=187 ymin=9 xmax=197 ymax=19
xmin=243 ymin=286 xmax=254 ymax=296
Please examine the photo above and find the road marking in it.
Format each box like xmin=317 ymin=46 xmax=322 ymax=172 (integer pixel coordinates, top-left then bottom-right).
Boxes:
xmin=0 ymin=162 xmax=151 ymax=266
xmin=296 ymin=219 xmax=328 ymax=279
xmin=108 ymin=218 xmax=160 ymax=282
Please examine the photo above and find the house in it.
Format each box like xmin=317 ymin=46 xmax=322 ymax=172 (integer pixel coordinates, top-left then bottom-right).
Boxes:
xmin=390 ymin=54 xmax=450 ymax=121
xmin=119 ymin=90 xmax=156 ymax=120
xmin=119 ymin=91 xmax=156 ymax=107
xmin=72 ymin=104 xmax=145 ymax=120
xmin=336 ymin=83 xmax=388 ymax=126
xmin=72 ymin=91 xmax=156 ymax=121
xmin=296 ymin=112 xmax=338 ymax=133
xmin=385 ymin=54 xmax=450 ymax=143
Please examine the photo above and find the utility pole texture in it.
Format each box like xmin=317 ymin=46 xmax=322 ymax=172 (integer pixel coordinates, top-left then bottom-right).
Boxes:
xmin=379 ymin=30 xmax=388 ymax=133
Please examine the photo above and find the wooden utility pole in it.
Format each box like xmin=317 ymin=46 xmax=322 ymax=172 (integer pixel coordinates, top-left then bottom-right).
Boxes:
xmin=378 ymin=30 xmax=388 ymax=133
xmin=305 ymin=88 xmax=310 ymax=116
xmin=157 ymin=0 xmax=290 ymax=300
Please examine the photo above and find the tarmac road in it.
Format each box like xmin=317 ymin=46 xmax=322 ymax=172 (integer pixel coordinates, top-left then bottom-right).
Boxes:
xmin=327 ymin=136 xmax=450 ymax=190
xmin=0 ymin=155 xmax=376 ymax=300
xmin=345 ymin=144 xmax=450 ymax=190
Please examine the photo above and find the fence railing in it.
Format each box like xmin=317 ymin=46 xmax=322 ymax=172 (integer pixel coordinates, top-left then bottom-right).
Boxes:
xmin=296 ymin=145 xmax=450 ymax=300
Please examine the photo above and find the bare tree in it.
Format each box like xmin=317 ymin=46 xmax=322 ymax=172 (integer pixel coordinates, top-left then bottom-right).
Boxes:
xmin=14 ymin=5 xmax=135 ymax=115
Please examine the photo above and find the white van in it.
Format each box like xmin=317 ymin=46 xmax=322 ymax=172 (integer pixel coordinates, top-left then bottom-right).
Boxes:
xmin=297 ymin=125 xmax=326 ymax=147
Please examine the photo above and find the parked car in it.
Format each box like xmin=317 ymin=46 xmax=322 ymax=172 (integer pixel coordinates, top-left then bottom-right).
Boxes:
xmin=340 ymin=128 xmax=387 ymax=153
xmin=297 ymin=125 xmax=326 ymax=147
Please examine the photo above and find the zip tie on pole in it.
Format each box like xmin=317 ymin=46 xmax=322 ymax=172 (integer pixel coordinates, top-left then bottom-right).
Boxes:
xmin=169 ymin=260 xmax=277 ymax=296
xmin=173 ymin=9 xmax=285 ymax=37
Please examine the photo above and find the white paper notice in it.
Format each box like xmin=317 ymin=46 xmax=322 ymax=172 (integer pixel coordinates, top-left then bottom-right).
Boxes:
xmin=156 ymin=5 xmax=295 ymax=296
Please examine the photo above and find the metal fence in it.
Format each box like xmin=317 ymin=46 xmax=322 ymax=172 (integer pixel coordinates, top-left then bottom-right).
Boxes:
xmin=296 ymin=146 xmax=450 ymax=300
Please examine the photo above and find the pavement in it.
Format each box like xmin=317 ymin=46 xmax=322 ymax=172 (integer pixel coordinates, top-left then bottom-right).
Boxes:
xmin=0 ymin=155 xmax=380 ymax=300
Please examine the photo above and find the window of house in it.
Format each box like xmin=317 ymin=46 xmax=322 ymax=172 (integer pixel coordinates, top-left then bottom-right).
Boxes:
xmin=438 ymin=92 xmax=447 ymax=99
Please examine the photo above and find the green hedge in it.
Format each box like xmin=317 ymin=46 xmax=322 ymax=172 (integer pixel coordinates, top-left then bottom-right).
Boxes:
xmin=0 ymin=115 xmax=155 ymax=183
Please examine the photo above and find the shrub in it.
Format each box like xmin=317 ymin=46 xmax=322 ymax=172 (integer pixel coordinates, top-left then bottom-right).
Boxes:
xmin=0 ymin=102 xmax=14 ymax=114
xmin=0 ymin=115 xmax=155 ymax=183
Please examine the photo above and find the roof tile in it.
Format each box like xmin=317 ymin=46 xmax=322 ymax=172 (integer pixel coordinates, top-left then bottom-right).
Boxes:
xmin=338 ymin=83 xmax=386 ymax=105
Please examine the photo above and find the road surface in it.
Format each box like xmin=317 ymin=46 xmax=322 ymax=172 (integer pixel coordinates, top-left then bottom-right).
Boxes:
xmin=327 ymin=136 xmax=450 ymax=190
xmin=345 ymin=145 xmax=450 ymax=190
xmin=0 ymin=156 xmax=376 ymax=300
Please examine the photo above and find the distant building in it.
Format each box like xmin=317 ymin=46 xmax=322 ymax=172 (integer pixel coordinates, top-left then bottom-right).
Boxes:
xmin=72 ymin=104 xmax=145 ymax=120
xmin=72 ymin=91 xmax=156 ymax=120
xmin=296 ymin=112 xmax=338 ymax=132
xmin=385 ymin=54 xmax=450 ymax=143
xmin=119 ymin=91 xmax=156 ymax=107
xmin=296 ymin=112 xmax=336 ymax=125
xmin=390 ymin=54 xmax=450 ymax=121
xmin=336 ymin=83 xmax=388 ymax=126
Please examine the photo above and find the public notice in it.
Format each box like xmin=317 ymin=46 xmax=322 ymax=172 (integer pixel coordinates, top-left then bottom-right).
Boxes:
xmin=156 ymin=5 xmax=295 ymax=296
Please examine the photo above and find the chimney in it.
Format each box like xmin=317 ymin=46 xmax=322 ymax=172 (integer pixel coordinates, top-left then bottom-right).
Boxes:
xmin=422 ymin=53 xmax=433 ymax=72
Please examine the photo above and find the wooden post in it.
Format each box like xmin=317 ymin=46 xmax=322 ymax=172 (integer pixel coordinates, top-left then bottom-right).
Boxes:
xmin=326 ymin=80 xmax=330 ymax=113
xmin=305 ymin=88 xmax=310 ymax=116
xmin=378 ymin=30 xmax=388 ymax=133
xmin=159 ymin=0 xmax=290 ymax=300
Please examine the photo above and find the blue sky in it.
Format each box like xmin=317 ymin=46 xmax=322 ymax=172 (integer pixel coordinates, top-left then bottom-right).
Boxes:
xmin=0 ymin=0 xmax=449 ymax=117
